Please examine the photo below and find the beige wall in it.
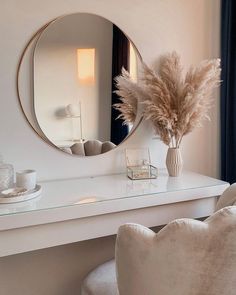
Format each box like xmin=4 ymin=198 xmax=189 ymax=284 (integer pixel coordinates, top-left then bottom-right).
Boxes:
xmin=0 ymin=236 xmax=116 ymax=295
xmin=0 ymin=0 xmax=220 ymax=181
xmin=0 ymin=0 xmax=220 ymax=294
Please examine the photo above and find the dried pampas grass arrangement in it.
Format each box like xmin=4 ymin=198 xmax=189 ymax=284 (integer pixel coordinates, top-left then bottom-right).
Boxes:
xmin=114 ymin=51 xmax=221 ymax=148
xmin=113 ymin=68 xmax=139 ymax=125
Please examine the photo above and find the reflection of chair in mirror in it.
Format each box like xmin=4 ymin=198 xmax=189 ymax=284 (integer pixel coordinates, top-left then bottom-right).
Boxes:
xmin=60 ymin=140 xmax=116 ymax=156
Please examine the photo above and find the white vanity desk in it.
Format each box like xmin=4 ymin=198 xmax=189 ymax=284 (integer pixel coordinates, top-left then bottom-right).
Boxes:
xmin=0 ymin=170 xmax=229 ymax=257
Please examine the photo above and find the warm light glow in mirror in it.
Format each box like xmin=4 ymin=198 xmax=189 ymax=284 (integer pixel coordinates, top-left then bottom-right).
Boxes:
xmin=77 ymin=48 xmax=95 ymax=84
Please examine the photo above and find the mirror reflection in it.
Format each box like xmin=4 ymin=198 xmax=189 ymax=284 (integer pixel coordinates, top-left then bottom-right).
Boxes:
xmin=33 ymin=13 xmax=141 ymax=156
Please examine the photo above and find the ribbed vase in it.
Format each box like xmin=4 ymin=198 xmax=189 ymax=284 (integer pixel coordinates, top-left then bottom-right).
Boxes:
xmin=166 ymin=148 xmax=183 ymax=177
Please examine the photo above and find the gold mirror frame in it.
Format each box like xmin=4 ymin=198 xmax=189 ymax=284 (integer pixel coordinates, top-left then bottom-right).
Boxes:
xmin=16 ymin=13 xmax=143 ymax=157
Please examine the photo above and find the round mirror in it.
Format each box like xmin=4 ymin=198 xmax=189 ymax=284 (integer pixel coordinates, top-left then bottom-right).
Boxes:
xmin=18 ymin=13 xmax=142 ymax=156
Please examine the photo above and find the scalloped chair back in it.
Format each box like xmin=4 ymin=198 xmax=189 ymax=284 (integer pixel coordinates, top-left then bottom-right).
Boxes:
xmin=70 ymin=140 xmax=116 ymax=156
xmin=116 ymin=206 xmax=236 ymax=295
xmin=215 ymin=183 xmax=236 ymax=211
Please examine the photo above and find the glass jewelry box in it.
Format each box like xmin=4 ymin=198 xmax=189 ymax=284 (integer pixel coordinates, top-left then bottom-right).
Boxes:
xmin=125 ymin=148 xmax=158 ymax=180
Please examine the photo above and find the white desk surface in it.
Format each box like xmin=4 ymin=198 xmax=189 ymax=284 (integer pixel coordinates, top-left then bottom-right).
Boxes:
xmin=0 ymin=170 xmax=229 ymax=231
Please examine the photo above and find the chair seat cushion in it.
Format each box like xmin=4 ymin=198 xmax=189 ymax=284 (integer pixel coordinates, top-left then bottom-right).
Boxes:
xmin=81 ymin=259 xmax=118 ymax=295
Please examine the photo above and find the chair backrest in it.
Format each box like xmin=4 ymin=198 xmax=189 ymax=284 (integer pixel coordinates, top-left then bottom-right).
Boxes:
xmin=115 ymin=206 xmax=236 ymax=295
xmin=216 ymin=183 xmax=236 ymax=211
xmin=70 ymin=140 xmax=116 ymax=156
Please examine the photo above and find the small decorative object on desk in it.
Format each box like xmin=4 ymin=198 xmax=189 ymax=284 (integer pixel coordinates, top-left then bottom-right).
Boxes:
xmin=16 ymin=170 xmax=36 ymax=191
xmin=0 ymin=168 xmax=42 ymax=204
xmin=166 ymin=148 xmax=183 ymax=177
xmin=0 ymin=155 xmax=14 ymax=192
xmin=125 ymin=148 xmax=157 ymax=180
xmin=115 ymin=52 xmax=221 ymax=177
xmin=0 ymin=185 xmax=42 ymax=204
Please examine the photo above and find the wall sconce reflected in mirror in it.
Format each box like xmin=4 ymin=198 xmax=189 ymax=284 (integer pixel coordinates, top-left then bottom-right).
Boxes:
xmin=65 ymin=103 xmax=83 ymax=142
xmin=77 ymin=48 xmax=95 ymax=85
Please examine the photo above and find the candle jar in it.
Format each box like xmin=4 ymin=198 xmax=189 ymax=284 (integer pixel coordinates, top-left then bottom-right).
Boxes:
xmin=0 ymin=156 xmax=14 ymax=192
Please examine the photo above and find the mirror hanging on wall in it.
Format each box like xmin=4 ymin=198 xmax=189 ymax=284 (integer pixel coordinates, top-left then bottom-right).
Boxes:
xmin=18 ymin=13 xmax=142 ymax=156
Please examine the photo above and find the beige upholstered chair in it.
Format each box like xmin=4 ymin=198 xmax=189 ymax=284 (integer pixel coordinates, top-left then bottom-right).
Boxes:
xmin=81 ymin=185 xmax=236 ymax=295
xmin=116 ymin=207 xmax=236 ymax=295
xmin=215 ymin=183 xmax=236 ymax=210
xmin=70 ymin=140 xmax=116 ymax=156
xmin=81 ymin=260 xmax=118 ymax=295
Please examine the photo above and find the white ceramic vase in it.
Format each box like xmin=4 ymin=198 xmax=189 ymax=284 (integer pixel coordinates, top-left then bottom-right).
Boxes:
xmin=166 ymin=148 xmax=183 ymax=177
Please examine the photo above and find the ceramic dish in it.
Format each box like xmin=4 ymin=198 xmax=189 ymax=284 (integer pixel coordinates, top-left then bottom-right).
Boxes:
xmin=0 ymin=185 xmax=42 ymax=204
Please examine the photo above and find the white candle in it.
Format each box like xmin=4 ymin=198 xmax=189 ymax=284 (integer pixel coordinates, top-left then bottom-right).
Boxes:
xmin=16 ymin=170 xmax=36 ymax=191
